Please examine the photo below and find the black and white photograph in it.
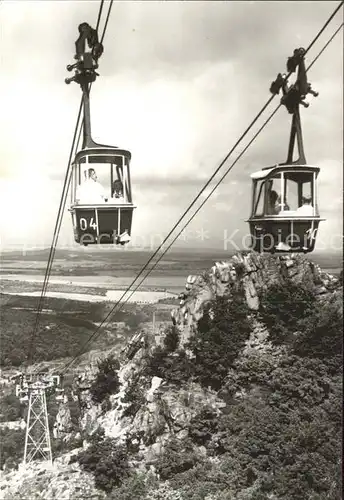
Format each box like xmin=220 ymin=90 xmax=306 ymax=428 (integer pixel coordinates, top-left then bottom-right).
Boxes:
xmin=0 ymin=1 xmax=343 ymax=498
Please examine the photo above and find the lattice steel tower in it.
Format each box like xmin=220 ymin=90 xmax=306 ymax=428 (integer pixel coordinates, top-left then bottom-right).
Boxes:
xmin=16 ymin=373 xmax=64 ymax=464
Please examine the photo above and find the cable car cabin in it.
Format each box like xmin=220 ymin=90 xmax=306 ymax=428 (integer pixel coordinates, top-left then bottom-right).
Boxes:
xmin=247 ymin=165 xmax=325 ymax=253
xmin=69 ymin=147 xmax=136 ymax=245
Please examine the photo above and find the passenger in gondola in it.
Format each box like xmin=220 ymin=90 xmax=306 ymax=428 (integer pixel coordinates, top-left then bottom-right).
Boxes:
xmin=296 ymin=196 xmax=313 ymax=215
xmin=112 ymin=179 xmax=124 ymax=202
xmin=76 ymin=168 xmax=106 ymax=203
xmin=267 ymin=188 xmax=279 ymax=215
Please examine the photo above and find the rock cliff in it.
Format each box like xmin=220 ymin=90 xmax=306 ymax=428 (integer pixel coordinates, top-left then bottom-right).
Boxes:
xmin=171 ymin=252 xmax=337 ymax=345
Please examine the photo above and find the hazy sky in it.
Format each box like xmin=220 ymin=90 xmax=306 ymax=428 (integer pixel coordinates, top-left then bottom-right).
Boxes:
xmin=0 ymin=1 xmax=342 ymax=253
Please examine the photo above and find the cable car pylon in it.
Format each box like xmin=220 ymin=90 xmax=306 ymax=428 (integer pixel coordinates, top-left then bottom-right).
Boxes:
xmin=15 ymin=374 xmax=64 ymax=465
xmin=65 ymin=21 xmax=136 ymax=247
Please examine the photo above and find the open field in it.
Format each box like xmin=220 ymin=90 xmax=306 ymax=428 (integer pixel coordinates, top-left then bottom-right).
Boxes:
xmin=4 ymin=289 xmax=177 ymax=304
xmin=0 ymin=274 xmax=186 ymax=293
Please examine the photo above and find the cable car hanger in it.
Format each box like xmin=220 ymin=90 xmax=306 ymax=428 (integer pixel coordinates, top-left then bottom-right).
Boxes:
xmin=270 ymin=47 xmax=319 ymax=166
xmin=65 ymin=22 xmax=114 ymax=149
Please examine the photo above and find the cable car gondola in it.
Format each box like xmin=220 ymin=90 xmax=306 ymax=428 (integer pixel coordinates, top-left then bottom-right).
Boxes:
xmin=65 ymin=22 xmax=136 ymax=246
xmin=247 ymin=48 xmax=325 ymax=253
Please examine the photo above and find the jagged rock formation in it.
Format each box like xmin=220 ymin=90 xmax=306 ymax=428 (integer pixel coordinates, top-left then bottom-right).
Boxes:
xmin=53 ymin=397 xmax=73 ymax=440
xmin=171 ymin=252 xmax=338 ymax=345
xmin=73 ymin=364 xmax=102 ymax=435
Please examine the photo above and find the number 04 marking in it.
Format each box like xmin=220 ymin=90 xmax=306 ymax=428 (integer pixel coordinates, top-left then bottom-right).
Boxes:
xmin=90 ymin=217 xmax=97 ymax=230
xmin=80 ymin=217 xmax=98 ymax=231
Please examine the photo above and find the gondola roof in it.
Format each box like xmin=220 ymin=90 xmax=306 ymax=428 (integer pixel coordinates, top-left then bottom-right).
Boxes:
xmin=250 ymin=164 xmax=320 ymax=180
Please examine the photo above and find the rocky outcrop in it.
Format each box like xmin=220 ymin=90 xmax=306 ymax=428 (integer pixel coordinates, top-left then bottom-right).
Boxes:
xmin=0 ymin=462 xmax=105 ymax=500
xmin=72 ymin=363 xmax=103 ymax=435
xmin=171 ymin=252 xmax=338 ymax=345
xmin=74 ymin=354 xmax=226 ymax=465
xmin=53 ymin=397 xmax=73 ymax=440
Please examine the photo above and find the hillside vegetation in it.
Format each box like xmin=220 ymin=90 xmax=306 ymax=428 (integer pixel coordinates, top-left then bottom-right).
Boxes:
xmin=0 ymin=295 xmax=170 ymax=367
xmin=73 ymin=278 xmax=342 ymax=500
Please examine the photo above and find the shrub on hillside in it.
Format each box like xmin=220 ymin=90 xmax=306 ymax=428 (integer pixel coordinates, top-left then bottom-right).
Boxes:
xmin=89 ymin=355 xmax=120 ymax=405
xmin=0 ymin=393 xmax=23 ymax=422
xmin=107 ymin=473 xmax=148 ymax=500
xmin=163 ymin=325 xmax=180 ymax=352
xmin=169 ymin=458 xmax=244 ymax=500
xmin=258 ymin=282 xmax=316 ymax=345
xmin=108 ymin=475 xmax=186 ymax=500
xmin=291 ymin=293 xmax=342 ymax=368
xmin=155 ymin=437 xmax=201 ymax=480
xmin=0 ymin=427 xmax=25 ymax=470
xmin=143 ymin=347 xmax=194 ymax=385
xmin=75 ymin=432 xmax=130 ymax=492
xmin=187 ymin=293 xmax=253 ymax=390
xmin=51 ymin=434 xmax=83 ymax=456
xmin=122 ymin=379 xmax=146 ymax=418
xmin=188 ymin=408 xmax=219 ymax=446
xmin=69 ymin=396 xmax=81 ymax=428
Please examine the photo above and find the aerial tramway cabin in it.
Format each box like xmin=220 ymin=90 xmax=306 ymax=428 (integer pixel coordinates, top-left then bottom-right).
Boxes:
xmin=248 ymin=163 xmax=323 ymax=252
xmin=65 ymin=22 xmax=135 ymax=246
xmin=247 ymin=47 xmax=325 ymax=253
xmin=69 ymin=146 xmax=135 ymax=245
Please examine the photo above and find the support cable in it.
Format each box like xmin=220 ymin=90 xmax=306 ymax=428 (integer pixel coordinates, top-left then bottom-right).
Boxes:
xmin=100 ymin=0 xmax=113 ymax=44
xmin=96 ymin=0 xmax=104 ymax=32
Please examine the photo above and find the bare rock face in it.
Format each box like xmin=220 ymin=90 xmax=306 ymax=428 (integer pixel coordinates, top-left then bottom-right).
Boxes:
xmin=53 ymin=398 xmax=73 ymax=440
xmin=171 ymin=252 xmax=337 ymax=346
xmin=126 ymin=380 xmax=226 ymax=464
xmin=0 ymin=462 xmax=105 ymax=500
xmin=72 ymin=363 xmax=102 ymax=435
